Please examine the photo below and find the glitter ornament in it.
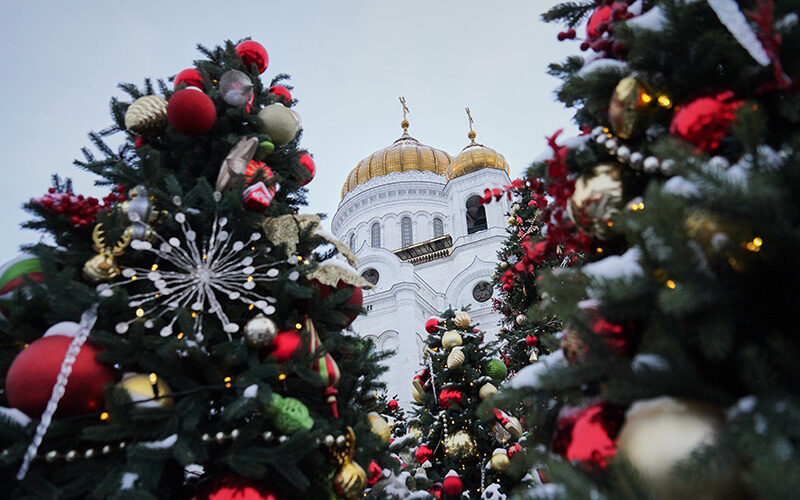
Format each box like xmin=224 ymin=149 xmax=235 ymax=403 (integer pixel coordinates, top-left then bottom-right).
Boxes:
xmin=257 ymin=103 xmax=302 ymax=145
xmin=235 ymin=40 xmax=269 ymax=74
xmin=331 ymin=427 xmax=367 ymax=499
xmin=124 ymin=95 xmax=168 ymax=136
xmin=98 ymin=212 xmax=285 ymax=340
xmin=608 ymin=77 xmax=653 ymax=139
xmin=415 ymin=444 xmax=433 ymax=464
xmin=425 ymin=318 xmax=440 ymax=333
xmin=174 ymin=68 xmax=204 ymax=90
xmin=367 ymin=412 xmax=391 ymax=444
xmin=453 ymin=311 xmax=471 ymax=328
xmin=244 ymin=313 xmax=277 ymax=347
xmin=167 ymin=88 xmax=216 ymax=135
xmin=219 ymin=69 xmax=254 ymax=107
xmin=367 ymin=461 xmax=382 ymax=487
xmin=6 ymin=330 xmax=114 ymax=417
xmin=670 ymin=91 xmax=743 ymax=152
xmin=265 ymin=393 xmax=313 ymax=434
xmin=484 ymin=358 xmax=508 ymax=381
xmin=552 ymin=402 xmax=625 ymax=468
xmin=192 ymin=475 xmax=282 ymax=500
xmin=567 ymin=163 xmax=624 ymax=240
xmin=444 ymin=430 xmax=476 ymax=458
xmin=116 ymin=372 xmax=173 ymax=408
xmin=441 ymin=330 xmax=463 ymax=349
xmin=438 ymin=388 xmax=464 ymax=409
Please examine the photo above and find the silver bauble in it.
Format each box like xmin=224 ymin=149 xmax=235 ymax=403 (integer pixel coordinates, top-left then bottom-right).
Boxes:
xmin=257 ymin=103 xmax=302 ymax=144
xmin=243 ymin=313 xmax=277 ymax=347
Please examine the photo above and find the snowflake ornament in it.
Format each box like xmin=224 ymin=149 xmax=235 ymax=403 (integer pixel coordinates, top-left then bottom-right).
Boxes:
xmin=98 ymin=211 xmax=297 ymax=340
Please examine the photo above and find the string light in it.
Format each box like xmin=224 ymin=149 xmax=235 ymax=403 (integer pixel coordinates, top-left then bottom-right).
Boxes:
xmin=177 ymin=332 xmax=184 ymax=339
xmin=130 ymin=275 xmax=138 ymax=281
xmin=295 ymin=322 xmax=303 ymax=330
xmin=665 ymin=280 xmax=676 ymax=289
xmin=224 ymin=376 xmax=232 ymax=388
xmin=657 ymin=95 xmax=672 ymax=108
xmin=99 ymin=412 xmax=109 ymax=421
xmin=640 ymin=92 xmax=653 ymax=104
xmin=278 ymin=373 xmax=287 ymax=381
xmin=150 ymin=264 xmax=158 ymax=271
xmin=745 ymin=237 xmax=763 ymax=252
xmin=135 ymin=308 xmax=145 ymax=317
xmin=148 ymin=373 xmax=158 ymax=384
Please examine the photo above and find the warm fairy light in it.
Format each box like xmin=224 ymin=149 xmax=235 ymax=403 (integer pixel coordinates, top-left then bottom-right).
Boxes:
xmin=753 ymin=237 xmax=763 ymax=247
xmin=177 ymin=332 xmax=184 ymax=339
xmin=297 ymin=256 xmax=303 ymax=262
xmin=251 ymin=246 xmax=256 ymax=251
xmin=639 ymin=202 xmax=644 ymax=210
xmin=131 ymin=275 xmax=138 ymax=281
xmin=606 ymin=220 xmax=614 ymax=227
xmin=224 ymin=376 xmax=232 ymax=388
xmin=295 ymin=322 xmax=303 ymax=330
xmin=247 ymin=276 xmax=254 ymax=282
xmin=278 ymin=373 xmax=287 ymax=381
xmin=640 ymin=92 xmax=653 ymax=104
xmin=596 ymin=247 xmax=604 ymax=253
xmin=202 ymin=254 xmax=207 ymax=260
xmin=151 ymin=264 xmax=158 ymax=271
xmin=657 ymin=95 xmax=672 ymax=108
xmin=602 ymin=127 xmax=609 ymax=133
xmin=745 ymin=237 xmax=764 ymax=252
xmin=148 ymin=373 xmax=158 ymax=384
xmin=248 ymin=304 xmax=255 ymax=310
xmin=135 ymin=308 xmax=145 ymax=317
xmin=100 ymin=411 xmax=110 ymax=421
xmin=666 ymin=280 xmax=676 ymax=289
xmin=191 ymin=312 xmax=197 ymax=318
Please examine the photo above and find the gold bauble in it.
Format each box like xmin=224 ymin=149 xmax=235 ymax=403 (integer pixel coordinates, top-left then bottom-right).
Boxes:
xmin=609 ymin=77 xmax=652 ymax=139
xmin=333 ymin=460 xmax=367 ymax=499
xmin=124 ymin=95 xmax=168 ymax=136
xmin=243 ymin=313 xmax=277 ymax=347
xmin=453 ymin=311 xmax=471 ymax=329
xmin=408 ymin=424 xmax=423 ymax=440
xmin=446 ymin=346 xmax=465 ymax=369
xmin=567 ymin=163 xmax=624 ymax=240
xmin=367 ymin=412 xmax=392 ymax=444
xmin=490 ymin=449 xmax=510 ymax=472
xmin=412 ymin=386 xmax=424 ymax=403
xmin=257 ymin=103 xmax=302 ymax=145
xmin=441 ymin=330 xmax=463 ymax=349
xmin=478 ymin=383 xmax=497 ymax=400
xmin=444 ymin=430 xmax=476 ymax=458
xmin=117 ymin=373 xmax=173 ymax=408
xmin=618 ymin=397 xmax=732 ymax=499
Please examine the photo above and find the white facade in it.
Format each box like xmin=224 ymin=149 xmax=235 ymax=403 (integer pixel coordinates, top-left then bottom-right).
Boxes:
xmin=331 ymin=160 xmax=511 ymax=404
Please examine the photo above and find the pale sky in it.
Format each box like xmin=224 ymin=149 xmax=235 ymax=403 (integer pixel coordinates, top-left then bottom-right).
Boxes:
xmin=0 ymin=1 xmax=576 ymax=259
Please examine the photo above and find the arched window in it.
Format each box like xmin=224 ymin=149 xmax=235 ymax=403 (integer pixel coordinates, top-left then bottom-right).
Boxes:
xmin=371 ymin=222 xmax=381 ymax=247
xmin=401 ymin=217 xmax=413 ymax=247
xmin=349 ymin=233 xmax=355 ymax=250
xmin=466 ymin=195 xmax=487 ymax=234
xmin=433 ymin=217 xmax=444 ymax=238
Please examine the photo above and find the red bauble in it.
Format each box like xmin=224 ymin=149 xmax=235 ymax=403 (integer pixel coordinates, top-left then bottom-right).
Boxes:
xmin=174 ymin=68 xmax=204 ymax=90
xmin=167 ymin=88 xmax=216 ymax=135
xmin=425 ymin=318 xmax=440 ymax=334
xmin=590 ymin=317 xmax=636 ymax=356
xmin=586 ymin=5 xmax=613 ymax=38
xmin=312 ymin=279 xmax=363 ymax=328
xmin=551 ymin=402 xmax=625 ymax=468
xmin=507 ymin=443 xmax=523 ymax=458
xmin=387 ymin=399 xmax=399 ymax=410
xmin=134 ymin=136 xmax=146 ymax=148
xmin=415 ymin=444 xmax=433 ymax=464
xmin=268 ymin=330 xmax=302 ymax=362
xmin=367 ymin=461 xmax=383 ymax=487
xmin=670 ymin=91 xmax=744 ymax=152
xmin=269 ymin=85 xmax=292 ymax=104
xmin=428 ymin=485 xmax=442 ymax=500
xmin=5 ymin=335 xmax=116 ymax=417
xmin=236 ymin=40 xmax=269 ymax=74
xmin=442 ymin=473 xmax=463 ymax=496
xmin=192 ymin=475 xmax=282 ymax=500
xmin=296 ymin=153 xmax=315 ymax=186
xmin=526 ymin=335 xmax=538 ymax=347
xmin=438 ymin=388 xmax=464 ymax=409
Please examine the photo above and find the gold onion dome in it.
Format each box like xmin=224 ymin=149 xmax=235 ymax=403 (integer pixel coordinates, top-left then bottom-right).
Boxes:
xmin=446 ymin=108 xmax=509 ymax=181
xmin=341 ymin=98 xmax=452 ymax=198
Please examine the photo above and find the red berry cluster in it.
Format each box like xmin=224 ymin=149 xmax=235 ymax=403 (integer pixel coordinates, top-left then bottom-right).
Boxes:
xmin=555 ymin=0 xmax=637 ymax=58
xmin=32 ymin=185 xmax=127 ymax=229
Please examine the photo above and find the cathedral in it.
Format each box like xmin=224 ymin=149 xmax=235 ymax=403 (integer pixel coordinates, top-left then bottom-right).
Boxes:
xmin=331 ymin=103 xmax=512 ymax=404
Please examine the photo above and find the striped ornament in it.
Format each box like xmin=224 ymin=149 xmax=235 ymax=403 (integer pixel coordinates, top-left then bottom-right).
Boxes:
xmin=306 ymin=317 xmax=342 ymax=418
xmin=0 ymin=254 xmax=42 ymax=315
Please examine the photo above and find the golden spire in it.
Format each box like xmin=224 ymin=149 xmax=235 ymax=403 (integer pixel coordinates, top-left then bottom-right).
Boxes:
xmin=399 ymin=96 xmax=410 ymax=134
xmin=465 ymin=107 xmax=477 ymax=143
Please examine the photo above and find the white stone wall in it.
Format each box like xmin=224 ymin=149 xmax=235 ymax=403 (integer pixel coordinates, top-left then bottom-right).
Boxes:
xmin=333 ymin=167 xmax=511 ymax=405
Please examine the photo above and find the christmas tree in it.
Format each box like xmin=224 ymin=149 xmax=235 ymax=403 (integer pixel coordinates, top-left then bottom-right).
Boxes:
xmin=497 ymin=1 xmax=800 ymax=498
xmin=0 ymin=40 xmax=393 ymax=499
xmin=487 ymin=179 xmax=567 ymax=376
xmin=411 ymin=309 xmax=525 ymax=498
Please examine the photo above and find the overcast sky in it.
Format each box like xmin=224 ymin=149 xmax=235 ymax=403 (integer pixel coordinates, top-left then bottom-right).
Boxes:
xmin=0 ymin=1 xmax=576 ymax=259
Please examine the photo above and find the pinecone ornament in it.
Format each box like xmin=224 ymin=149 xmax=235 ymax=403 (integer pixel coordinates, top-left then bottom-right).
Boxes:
xmin=125 ymin=95 xmax=168 ymax=135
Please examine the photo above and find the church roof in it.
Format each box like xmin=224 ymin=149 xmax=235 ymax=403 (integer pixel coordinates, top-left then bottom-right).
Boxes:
xmin=446 ymin=128 xmax=509 ymax=182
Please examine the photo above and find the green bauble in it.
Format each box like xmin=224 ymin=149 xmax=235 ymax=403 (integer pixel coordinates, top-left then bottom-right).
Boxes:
xmin=266 ymin=394 xmax=314 ymax=434
xmin=484 ymin=359 xmax=508 ymax=381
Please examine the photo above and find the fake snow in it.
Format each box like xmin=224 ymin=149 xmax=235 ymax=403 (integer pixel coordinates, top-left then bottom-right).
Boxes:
xmin=525 ymin=483 xmax=567 ymax=499
xmin=582 ymin=247 xmax=643 ymax=281
xmin=141 ymin=434 xmax=178 ymax=449
xmin=0 ymin=406 xmax=31 ymax=427
xmin=482 ymin=483 xmax=506 ymax=500
xmin=663 ymin=176 xmax=700 ymax=197
xmin=243 ymin=384 xmax=258 ymax=398
xmin=727 ymin=395 xmax=757 ymax=419
xmin=627 ymin=0 xmax=643 ymax=15
xmin=389 ymin=433 xmax=417 ymax=452
xmin=632 ymin=353 xmax=669 ymax=372
xmin=507 ymin=350 xmax=567 ymax=390
xmin=707 ymin=0 xmax=770 ymax=65
xmin=120 ymin=472 xmax=139 ymax=490
xmin=626 ymin=5 xmax=666 ymax=31
xmin=577 ymin=58 xmax=628 ymax=78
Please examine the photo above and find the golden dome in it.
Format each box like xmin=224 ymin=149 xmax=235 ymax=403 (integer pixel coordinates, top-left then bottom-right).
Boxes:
xmin=447 ymin=108 xmax=509 ymax=182
xmin=341 ymin=131 xmax=452 ymax=198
